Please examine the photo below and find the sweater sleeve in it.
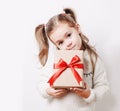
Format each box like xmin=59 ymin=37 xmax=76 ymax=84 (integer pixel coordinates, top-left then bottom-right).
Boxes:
xmin=83 ymin=57 xmax=110 ymax=103
xmin=37 ymin=70 xmax=52 ymax=99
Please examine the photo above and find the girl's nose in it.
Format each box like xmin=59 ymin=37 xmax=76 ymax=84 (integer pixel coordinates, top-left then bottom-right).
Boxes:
xmin=65 ymin=40 xmax=72 ymax=47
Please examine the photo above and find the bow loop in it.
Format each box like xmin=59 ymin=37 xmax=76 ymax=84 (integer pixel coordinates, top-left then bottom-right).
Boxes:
xmin=54 ymin=59 xmax=68 ymax=68
xmin=70 ymin=55 xmax=80 ymax=65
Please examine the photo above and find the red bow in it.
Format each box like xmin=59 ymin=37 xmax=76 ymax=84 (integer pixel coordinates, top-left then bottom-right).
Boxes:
xmin=48 ymin=55 xmax=84 ymax=86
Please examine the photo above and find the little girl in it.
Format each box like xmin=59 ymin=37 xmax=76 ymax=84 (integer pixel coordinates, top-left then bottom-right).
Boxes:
xmin=35 ymin=8 xmax=109 ymax=111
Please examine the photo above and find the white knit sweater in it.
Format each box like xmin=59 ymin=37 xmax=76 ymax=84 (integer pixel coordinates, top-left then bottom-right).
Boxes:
xmin=37 ymin=50 xmax=109 ymax=111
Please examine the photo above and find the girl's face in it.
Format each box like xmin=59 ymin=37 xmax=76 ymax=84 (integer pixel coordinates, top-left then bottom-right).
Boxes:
xmin=49 ymin=23 xmax=82 ymax=50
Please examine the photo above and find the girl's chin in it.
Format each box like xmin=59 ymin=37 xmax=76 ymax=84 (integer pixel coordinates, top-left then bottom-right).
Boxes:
xmin=72 ymin=46 xmax=81 ymax=50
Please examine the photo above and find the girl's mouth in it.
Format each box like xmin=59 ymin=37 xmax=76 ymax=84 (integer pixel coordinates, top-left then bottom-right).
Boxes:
xmin=67 ymin=45 xmax=76 ymax=50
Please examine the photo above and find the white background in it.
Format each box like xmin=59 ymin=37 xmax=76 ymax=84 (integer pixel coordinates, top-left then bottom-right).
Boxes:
xmin=0 ymin=0 xmax=120 ymax=111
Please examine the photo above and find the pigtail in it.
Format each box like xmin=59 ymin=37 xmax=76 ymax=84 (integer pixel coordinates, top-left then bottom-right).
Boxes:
xmin=63 ymin=8 xmax=77 ymax=22
xmin=35 ymin=24 xmax=49 ymax=66
xmin=80 ymin=32 xmax=98 ymax=88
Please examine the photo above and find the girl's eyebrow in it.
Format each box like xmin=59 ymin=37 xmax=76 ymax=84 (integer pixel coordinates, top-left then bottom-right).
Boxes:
xmin=55 ymin=32 xmax=68 ymax=44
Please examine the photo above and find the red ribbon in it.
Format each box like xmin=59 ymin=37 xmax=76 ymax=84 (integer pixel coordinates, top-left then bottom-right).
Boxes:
xmin=48 ymin=55 xmax=84 ymax=86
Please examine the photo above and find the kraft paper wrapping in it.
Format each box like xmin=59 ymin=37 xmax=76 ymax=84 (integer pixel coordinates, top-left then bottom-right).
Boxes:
xmin=49 ymin=50 xmax=84 ymax=88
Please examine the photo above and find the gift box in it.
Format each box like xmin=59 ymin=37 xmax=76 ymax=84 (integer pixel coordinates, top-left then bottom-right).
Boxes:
xmin=48 ymin=50 xmax=84 ymax=88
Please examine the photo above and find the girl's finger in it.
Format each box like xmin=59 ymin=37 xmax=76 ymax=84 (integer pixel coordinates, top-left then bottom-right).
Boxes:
xmin=54 ymin=90 xmax=68 ymax=97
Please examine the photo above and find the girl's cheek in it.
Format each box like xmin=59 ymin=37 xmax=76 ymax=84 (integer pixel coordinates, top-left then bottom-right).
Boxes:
xmin=62 ymin=46 xmax=66 ymax=50
xmin=59 ymin=45 xmax=65 ymax=50
xmin=64 ymin=46 xmax=67 ymax=50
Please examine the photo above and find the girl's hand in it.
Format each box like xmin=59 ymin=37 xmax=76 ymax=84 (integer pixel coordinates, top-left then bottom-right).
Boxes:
xmin=69 ymin=82 xmax=91 ymax=98
xmin=46 ymin=87 xmax=69 ymax=98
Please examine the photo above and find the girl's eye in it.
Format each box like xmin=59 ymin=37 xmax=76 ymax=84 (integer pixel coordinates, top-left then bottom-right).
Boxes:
xmin=58 ymin=41 xmax=63 ymax=46
xmin=67 ymin=33 xmax=71 ymax=37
